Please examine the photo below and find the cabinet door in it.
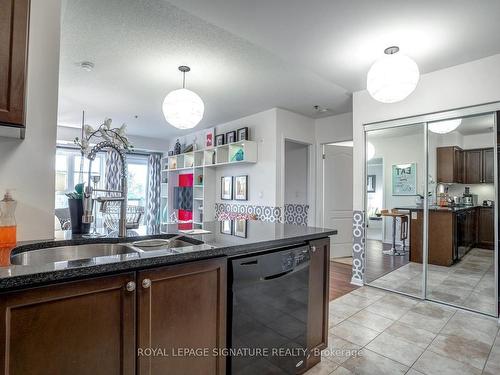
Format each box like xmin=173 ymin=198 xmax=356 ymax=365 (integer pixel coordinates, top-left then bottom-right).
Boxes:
xmin=0 ymin=273 xmax=136 ymax=375
xmin=482 ymin=148 xmax=494 ymax=183
xmin=0 ymin=0 xmax=29 ymax=126
xmin=137 ymin=258 xmax=227 ymax=375
xmin=479 ymin=208 xmax=494 ymax=249
xmin=306 ymin=238 xmax=330 ymax=369
xmin=454 ymin=148 xmax=464 ymax=183
xmin=464 ymin=150 xmax=483 ymax=184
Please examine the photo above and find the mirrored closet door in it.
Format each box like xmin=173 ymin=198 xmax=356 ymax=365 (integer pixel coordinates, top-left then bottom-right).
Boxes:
xmin=364 ymin=108 xmax=499 ymax=317
xmin=364 ymin=123 xmax=425 ymax=299
xmin=426 ymin=113 xmax=497 ymax=315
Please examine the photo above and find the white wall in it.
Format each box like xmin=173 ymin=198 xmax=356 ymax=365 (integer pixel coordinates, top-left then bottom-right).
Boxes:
xmin=314 ymin=112 xmax=353 ymax=228
xmin=284 ymin=141 xmax=308 ymax=205
xmin=275 ymin=108 xmax=316 ymax=222
xmin=353 ymin=53 xmax=500 ymax=211
xmin=0 ymin=0 xmax=61 ymax=241
xmin=57 ymin=125 xmax=168 ymax=152
xmin=213 ymin=108 xmax=278 ymax=207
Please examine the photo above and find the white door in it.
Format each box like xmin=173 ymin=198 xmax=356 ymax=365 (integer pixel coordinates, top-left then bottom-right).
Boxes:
xmin=323 ymin=144 xmax=353 ymax=259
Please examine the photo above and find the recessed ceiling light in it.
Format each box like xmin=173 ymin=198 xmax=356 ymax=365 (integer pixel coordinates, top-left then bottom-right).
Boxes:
xmin=80 ymin=61 xmax=95 ymax=72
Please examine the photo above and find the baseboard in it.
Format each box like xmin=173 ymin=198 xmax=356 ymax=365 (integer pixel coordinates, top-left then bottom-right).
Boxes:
xmin=350 ymin=276 xmax=364 ymax=286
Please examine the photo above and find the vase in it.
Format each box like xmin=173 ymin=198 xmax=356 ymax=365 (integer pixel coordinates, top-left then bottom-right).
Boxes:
xmin=68 ymin=199 xmax=90 ymax=234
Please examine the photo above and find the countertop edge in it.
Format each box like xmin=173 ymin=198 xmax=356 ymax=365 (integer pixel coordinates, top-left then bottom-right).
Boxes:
xmin=0 ymin=230 xmax=336 ymax=292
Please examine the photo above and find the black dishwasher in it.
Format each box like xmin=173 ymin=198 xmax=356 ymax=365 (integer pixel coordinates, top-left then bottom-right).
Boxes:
xmin=229 ymin=245 xmax=311 ymax=375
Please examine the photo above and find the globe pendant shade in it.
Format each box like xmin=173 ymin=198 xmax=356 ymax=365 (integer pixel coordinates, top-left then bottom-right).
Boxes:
xmin=428 ymin=119 xmax=462 ymax=134
xmin=162 ymin=88 xmax=204 ymax=129
xmin=367 ymin=53 xmax=420 ymax=103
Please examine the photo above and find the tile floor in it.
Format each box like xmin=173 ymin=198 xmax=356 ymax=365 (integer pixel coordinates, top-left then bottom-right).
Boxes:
xmin=368 ymin=248 xmax=496 ymax=315
xmin=305 ymin=286 xmax=500 ymax=375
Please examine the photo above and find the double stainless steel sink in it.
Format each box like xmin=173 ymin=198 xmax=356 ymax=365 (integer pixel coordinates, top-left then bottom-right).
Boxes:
xmin=10 ymin=238 xmax=195 ymax=266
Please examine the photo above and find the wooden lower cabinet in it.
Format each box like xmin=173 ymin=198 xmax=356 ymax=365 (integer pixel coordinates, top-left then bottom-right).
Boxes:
xmin=0 ymin=273 xmax=137 ymax=375
xmin=305 ymin=238 xmax=330 ymax=370
xmin=137 ymin=258 xmax=227 ymax=375
xmin=478 ymin=207 xmax=494 ymax=249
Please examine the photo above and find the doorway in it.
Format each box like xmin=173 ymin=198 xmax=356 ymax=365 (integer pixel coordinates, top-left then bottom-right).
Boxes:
xmin=284 ymin=140 xmax=310 ymax=226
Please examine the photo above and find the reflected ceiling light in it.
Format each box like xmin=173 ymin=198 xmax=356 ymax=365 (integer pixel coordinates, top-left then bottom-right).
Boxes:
xmin=162 ymin=66 xmax=204 ymax=129
xmin=428 ymin=119 xmax=462 ymax=134
xmin=367 ymin=46 xmax=420 ymax=103
xmin=366 ymin=142 xmax=375 ymax=160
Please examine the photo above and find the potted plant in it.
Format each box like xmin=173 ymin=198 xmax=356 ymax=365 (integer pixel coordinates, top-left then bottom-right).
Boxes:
xmin=66 ymin=183 xmax=90 ymax=234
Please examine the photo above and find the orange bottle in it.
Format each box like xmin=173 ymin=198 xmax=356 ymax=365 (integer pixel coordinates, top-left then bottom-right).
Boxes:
xmin=0 ymin=190 xmax=17 ymax=266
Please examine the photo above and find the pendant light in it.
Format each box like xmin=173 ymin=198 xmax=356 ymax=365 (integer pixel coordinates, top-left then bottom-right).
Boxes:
xmin=162 ymin=66 xmax=204 ymax=129
xmin=428 ymin=118 xmax=462 ymax=134
xmin=367 ymin=46 xmax=420 ymax=104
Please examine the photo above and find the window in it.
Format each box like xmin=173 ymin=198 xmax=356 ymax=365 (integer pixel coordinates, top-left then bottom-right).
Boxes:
xmin=55 ymin=148 xmax=150 ymax=223
xmin=55 ymin=148 xmax=106 ymax=209
xmin=127 ymin=154 xmax=149 ymax=208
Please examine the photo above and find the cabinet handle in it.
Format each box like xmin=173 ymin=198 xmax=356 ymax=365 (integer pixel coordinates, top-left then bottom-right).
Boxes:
xmin=125 ymin=281 xmax=136 ymax=292
xmin=142 ymin=278 xmax=152 ymax=289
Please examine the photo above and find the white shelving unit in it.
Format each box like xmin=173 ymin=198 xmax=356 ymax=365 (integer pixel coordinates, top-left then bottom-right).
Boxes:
xmin=160 ymin=140 xmax=256 ymax=227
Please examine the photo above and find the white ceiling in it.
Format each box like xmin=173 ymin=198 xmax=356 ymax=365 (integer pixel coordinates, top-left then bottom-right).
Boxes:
xmin=168 ymin=0 xmax=500 ymax=90
xmin=58 ymin=0 xmax=500 ymax=140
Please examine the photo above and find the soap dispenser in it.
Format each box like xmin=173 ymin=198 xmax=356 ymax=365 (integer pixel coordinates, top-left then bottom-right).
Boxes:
xmin=0 ymin=189 xmax=17 ymax=251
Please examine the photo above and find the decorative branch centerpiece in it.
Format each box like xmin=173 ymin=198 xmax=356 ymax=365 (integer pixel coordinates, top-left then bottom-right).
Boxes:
xmin=74 ymin=118 xmax=134 ymax=155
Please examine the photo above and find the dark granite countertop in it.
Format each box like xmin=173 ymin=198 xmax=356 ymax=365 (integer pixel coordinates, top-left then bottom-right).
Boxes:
xmin=395 ymin=205 xmax=494 ymax=212
xmin=0 ymin=221 xmax=336 ymax=291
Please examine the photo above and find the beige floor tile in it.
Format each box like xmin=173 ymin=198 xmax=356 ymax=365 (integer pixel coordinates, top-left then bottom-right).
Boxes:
xmin=406 ymin=369 xmax=425 ymax=375
xmin=329 ymin=314 xmax=345 ymax=328
xmin=484 ymin=337 xmax=500 ymax=375
xmin=412 ymin=350 xmax=481 ymax=375
xmin=329 ymin=301 xmax=363 ymax=321
xmin=398 ymin=310 xmax=450 ymax=333
xmin=323 ymin=334 xmax=361 ymax=364
xmin=330 ymin=366 xmax=353 ymax=374
xmin=331 ymin=320 xmax=380 ymax=347
xmin=341 ymin=349 xmax=408 ymax=375
xmin=440 ymin=310 xmax=498 ymax=344
xmin=428 ymin=333 xmax=492 ymax=370
xmin=366 ymin=331 xmax=425 ymax=366
xmin=334 ymin=293 xmax=375 ymax=309
xmin=304 ymin=359 xmax=339 ymax=375
xmin=346 ymin=309 xmax=394 ymax=332
xmin=410 ymin=301 xmax=456 ymax=320
xmin=365 ymin=298 xmax=413 ymax=320
xmin=350 ymin=286 xmax=388 ymax=300
xmin=384 ymin=321 xmax=436 ymax=349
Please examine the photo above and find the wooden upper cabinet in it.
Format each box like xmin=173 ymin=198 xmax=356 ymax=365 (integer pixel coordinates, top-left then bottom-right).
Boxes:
xmin=0 ymin=0 xmax=30 ymax=127
xmin=0 ymin=273 xmax=137 ymax=375
xmin=464 ymin=149 xmax=483 ymax=184
xmin=437 ymin=146 xmax=463 ymax=183
xmin=137 ymin=258 xmax=227 ymax=375
xmin=482 ymin=148 xmax=494 ymax=183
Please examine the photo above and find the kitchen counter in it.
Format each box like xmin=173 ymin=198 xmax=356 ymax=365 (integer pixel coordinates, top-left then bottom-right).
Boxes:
xmin=395 ymin=205 xmax=493 ymax=212
xmin=0 ymin=221 xmax=336 ymax=291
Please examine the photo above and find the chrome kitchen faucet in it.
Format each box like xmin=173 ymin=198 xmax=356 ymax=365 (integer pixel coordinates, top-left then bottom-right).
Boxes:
xmin=82 ymin=141 xmax=128 ymax=237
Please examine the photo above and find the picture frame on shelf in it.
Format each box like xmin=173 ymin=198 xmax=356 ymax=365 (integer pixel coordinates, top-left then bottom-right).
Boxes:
xmin=234 ymin=219 xmax=247 ymax=238
xmin=215 ymin=134 xmax=225 ymax=146
xmin=237 ymin=127 xmax=249 ymax=141
xmin=221 ymin=176 xmax=233 ymax=200
xmin=220 ymin=220 xmax=233 ymax=235
xmin=226 ymin=130 xmax=236 ymax=144
xmin=205 ymin=127 xmax=215 ymax=148
xmin=234 ymin=175 xmax=248 ymax=200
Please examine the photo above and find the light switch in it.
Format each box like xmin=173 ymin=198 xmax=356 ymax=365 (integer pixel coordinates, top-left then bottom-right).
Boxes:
xmin=411 ymin=212 xmax=418 ymax=220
